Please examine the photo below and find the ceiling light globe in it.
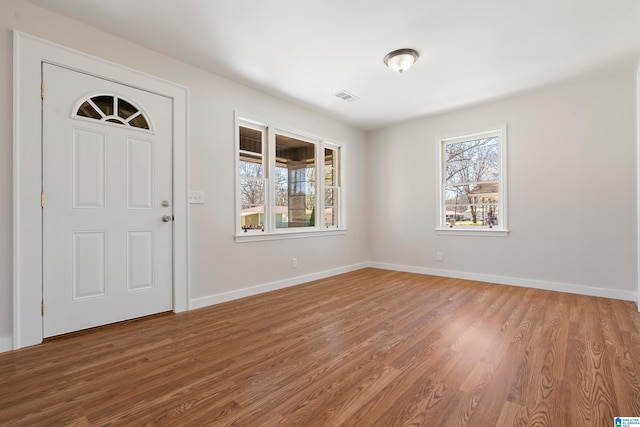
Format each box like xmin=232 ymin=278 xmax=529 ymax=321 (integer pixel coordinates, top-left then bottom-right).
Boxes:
xmin=384 ymin=48 xmax=419 ymax=73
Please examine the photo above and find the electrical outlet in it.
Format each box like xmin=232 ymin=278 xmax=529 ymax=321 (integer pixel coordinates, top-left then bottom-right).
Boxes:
xmin=292 ymin=258 xmax=298 ymax=269
xmin=436 ymin=251 xmax=443 ymax=262
xmin=188 ymin=191 xmax=205 ymax=204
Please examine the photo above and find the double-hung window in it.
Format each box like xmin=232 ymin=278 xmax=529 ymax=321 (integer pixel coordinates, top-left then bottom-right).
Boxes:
xmin=438 ymin=127 xmax=507 ymax=235
xmin=237 ymin=116 xmax=344 ymax=240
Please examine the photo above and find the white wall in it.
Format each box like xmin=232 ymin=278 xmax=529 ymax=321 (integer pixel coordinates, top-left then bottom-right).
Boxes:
xmin=368 ymin=63 xmax=637 ymax=299
xmin=0 ymin=0 xmax=369 ymax=347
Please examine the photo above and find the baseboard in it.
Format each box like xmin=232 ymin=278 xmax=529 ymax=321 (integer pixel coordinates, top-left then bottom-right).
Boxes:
xmin=369 ymin=262 xmax=639 ymax=302
xmin=0 ymin=336 xmax=13 ymax=353
xmin=189 ymin=260 xmax=638 ymax=312
xmin=189 ymin=262 xmax=369 ymax=310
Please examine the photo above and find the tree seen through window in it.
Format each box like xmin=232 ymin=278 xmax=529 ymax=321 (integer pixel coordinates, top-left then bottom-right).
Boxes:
xmin=441 ymin=130 xmax=504 ymax=229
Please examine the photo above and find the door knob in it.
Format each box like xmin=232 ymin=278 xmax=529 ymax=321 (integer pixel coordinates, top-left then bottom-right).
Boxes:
xmin=162 ymin=215 xmax=173 ymax=222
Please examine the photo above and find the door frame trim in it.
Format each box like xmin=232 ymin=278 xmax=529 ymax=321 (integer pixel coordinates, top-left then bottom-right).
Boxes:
xmin=13 ymin=31 xmax=189 ymax=349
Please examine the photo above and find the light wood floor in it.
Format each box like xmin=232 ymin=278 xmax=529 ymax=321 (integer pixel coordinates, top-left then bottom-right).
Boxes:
xmin=1 ymin=268 xmax=639 ymax=426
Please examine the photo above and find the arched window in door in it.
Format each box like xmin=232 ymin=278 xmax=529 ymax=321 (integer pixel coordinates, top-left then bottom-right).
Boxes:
xmin=75 ymin=94 xmax=151 ymax=130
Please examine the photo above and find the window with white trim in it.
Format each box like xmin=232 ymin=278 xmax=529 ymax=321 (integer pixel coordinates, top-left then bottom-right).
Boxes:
xmin=237 ymin=117 xmax=343 ymax=238
xmin=438 ymin=127 xmax=507 ymax=233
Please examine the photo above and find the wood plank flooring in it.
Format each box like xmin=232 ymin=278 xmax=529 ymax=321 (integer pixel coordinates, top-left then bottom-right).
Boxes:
xmin=1 ymin=268 xmax=639 ymax=426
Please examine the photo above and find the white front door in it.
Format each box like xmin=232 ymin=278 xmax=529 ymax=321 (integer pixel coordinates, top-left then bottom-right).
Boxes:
xmin=42 ymin=63 xmax=174 ymax=337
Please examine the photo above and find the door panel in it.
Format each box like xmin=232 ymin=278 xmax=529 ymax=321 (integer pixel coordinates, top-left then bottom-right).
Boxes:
xmin=127 ymin=138 xmax=154 ymax=209
xmin=72 ymin=128 xmax=106 ymax=209
xmin=126 ymin=230 xmax=154 ymax=292
xmin=42 ymin=63 xmax=173 ymax=337
xmin=72 ymin=231 xmax=106 ymax=299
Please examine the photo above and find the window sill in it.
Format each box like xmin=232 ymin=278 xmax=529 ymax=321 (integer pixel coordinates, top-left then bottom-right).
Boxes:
xmin=435 ymin=227 xmax=509 ymax=237
xmin=235 ymin=228 xmax=347 ymax=243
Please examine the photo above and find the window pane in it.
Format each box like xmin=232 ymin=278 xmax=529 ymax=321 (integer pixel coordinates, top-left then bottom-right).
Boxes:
xmin=275 ymin=134 xmax=316 ymax=228
xmin=239 ymin=126 xmax=262 ymax=154
xmin=77 ymin=101 xmax=102 ymax=119
xmin=324 ymin=146 xmax=340 ymax=228
xmin=128 ymin=114 xmax=150 ymax=130
xmin=117 ymin=98 xmax=138 ymax=119
xmin=240 ymin=179 xmax=264 ymax=206
xmin=91 ymin=95 xmax=114 ymax=116
xmin=239 ymin=156 xmax=263 ymax=178
xmin=445 ymin=137 xmax=499 ymax=184
xmin=241 ymin=204 xmax=265 ymax=230
xmin=324 ymin=166 xmax=335 ymax=186
xmin=324 ymin=147 xmax=339 ymax=186
xmin=325 ymin=207 xmax=338 ymax=228
xmin=325 ymin=188 xmax=338 ymax=207
xmin=445 ymin=184 xmax=499 ymax=226
xmin=239 ymin=126 xmax=263 ymax=178
xmin=240 ymin=179 xmax=265 ymax=230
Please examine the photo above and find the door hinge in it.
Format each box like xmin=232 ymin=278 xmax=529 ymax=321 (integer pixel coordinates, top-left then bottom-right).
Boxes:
xmin=40 ymin=83 xmax=44 ymax=100
xmin=41 ymin=191 xmax=44 ymax=208
xmin=41 ymin=299 xmax=44 ymax=316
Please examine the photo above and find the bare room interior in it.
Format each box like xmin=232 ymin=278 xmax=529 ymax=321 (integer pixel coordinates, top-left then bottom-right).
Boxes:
xmin=1 ymin=0 xmax=640 ymax=425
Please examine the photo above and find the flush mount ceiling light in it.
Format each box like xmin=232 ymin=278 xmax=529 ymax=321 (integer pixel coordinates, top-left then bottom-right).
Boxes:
xmin=383 ymin=48 xmax=419 ymax=73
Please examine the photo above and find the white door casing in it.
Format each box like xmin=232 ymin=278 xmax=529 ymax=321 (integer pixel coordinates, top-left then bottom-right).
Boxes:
xmin=13 ymin=31 xmax=189 ymax=349
xmin=42 ymin=63 xmax=173 ymax=337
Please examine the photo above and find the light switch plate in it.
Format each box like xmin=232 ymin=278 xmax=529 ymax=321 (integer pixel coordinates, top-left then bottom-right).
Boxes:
xmin=189 ymin=191 xmax=205 ymax=204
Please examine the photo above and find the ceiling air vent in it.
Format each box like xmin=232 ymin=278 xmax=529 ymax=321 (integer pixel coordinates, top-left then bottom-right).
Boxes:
xmin=334 ymin=90 xmax=360 ymax=103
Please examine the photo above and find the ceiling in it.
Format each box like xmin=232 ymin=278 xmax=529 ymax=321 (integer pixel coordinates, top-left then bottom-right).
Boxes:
xmin=26 ymin=0 xmax=640 ymax=131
